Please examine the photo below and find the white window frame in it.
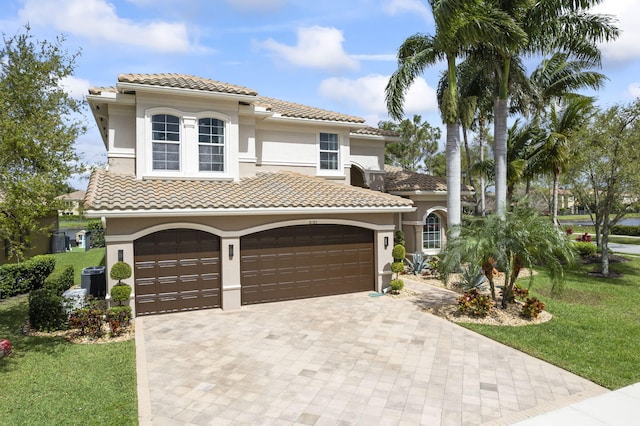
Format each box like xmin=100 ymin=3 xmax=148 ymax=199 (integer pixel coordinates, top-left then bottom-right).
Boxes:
xmin=318 ymin=132 xmax=340 ymax=174
xmin=423 ymin=212 xmax=442 ymax=251
xmin=151 ymin=113 xmax=181 ymax=172
xmin=144 ymin=108 xmax=231 ymax=178
xmin=196 ymin=113 xmax=228 ymax=174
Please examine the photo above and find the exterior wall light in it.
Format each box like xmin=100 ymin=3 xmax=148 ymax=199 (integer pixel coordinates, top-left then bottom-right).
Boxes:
xmin=229 ymin=244 xmax=234 ymax=258
xmin=384 ymin=236 xmax=389 ymax=249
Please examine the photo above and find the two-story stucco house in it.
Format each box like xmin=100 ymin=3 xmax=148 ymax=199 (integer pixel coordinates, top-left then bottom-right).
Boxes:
xmin=84 ymin=73 xmax=467 ymax=316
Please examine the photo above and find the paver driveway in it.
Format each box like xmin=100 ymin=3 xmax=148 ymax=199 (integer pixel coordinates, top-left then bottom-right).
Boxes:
xmin=136 ymin=283 xmax=606 ymax=425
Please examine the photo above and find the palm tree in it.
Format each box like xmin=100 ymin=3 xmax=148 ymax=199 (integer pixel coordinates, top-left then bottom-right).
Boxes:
xmin=537 ymin=96 xmax=594 ymax=225
xmin=440 ymin=205 xmax=575 ymax=308
xmin=385 ymin=0 xmax=524 ymax=230
xmin=490 ymin=0 xmax=618 ymax=216
xmin=529 ymin=52 xmax=607 ymax=122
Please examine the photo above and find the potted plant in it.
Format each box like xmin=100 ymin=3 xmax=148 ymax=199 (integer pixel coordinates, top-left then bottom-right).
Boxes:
xmin=109 ymin=261 xmax=132 ymax=306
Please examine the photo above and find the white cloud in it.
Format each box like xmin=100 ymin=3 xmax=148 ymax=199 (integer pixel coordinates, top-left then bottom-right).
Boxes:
xmin=383 ymin=0 xmax=432 ymax=23
xmin=628 ymin=83 xmax=640 ymax=98
xmin=258 ymin=26 xmax=359 ymax=72
xmin=319 ymin=74 xmax=438 ymax=124
xmin=226 ymin=0 xmax=286 ymax=12
xmin=593 ymin=0 xmax=640 ymax=62
xmin=19 ymin=0 xmax=196 ymax=53
xmin=60 ymin=76 xmax=91 ymax=100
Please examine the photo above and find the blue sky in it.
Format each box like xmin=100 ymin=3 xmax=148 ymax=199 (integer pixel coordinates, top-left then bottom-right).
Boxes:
xmin=0 ymin=0 xmax=639 ymax=189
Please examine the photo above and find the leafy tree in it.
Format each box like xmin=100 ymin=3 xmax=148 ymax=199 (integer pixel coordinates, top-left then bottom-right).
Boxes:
xmin=568 ymin=100 xmax=640 ymax=276
xmin=385 ymin=0 xmax=524 ymax=230
xmin=0 ymin=26 xmax=85 ymax=261
xmin=440 ymin=206 xmax=574 ymax=309
xmin=380 ymin=115 xmax=441 ymax=172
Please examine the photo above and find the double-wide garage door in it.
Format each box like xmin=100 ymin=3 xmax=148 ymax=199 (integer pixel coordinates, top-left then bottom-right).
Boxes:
xmin=134 ymin=229 xmax=221 ymax=316
xmin=241 ymin=225 xmax=374 ymax=305
xmin=133 ymin=225 xmax=375 ymax=315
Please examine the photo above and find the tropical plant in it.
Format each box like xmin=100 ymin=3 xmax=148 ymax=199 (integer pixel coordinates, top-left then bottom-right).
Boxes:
xmin=440 ymin=205 xmax=574 ymax=309
xmin=385 ymin=0 xmax=525 ymax=229
xmin=457 ymin=289 xmax=493 ymax=317
xmin=459 ymin=262 xmax=484 ymax=291
xmin=488 ymin=0 xmax=618 ymax=215
xmin=537 ymin=96 xmax=594 ymax=225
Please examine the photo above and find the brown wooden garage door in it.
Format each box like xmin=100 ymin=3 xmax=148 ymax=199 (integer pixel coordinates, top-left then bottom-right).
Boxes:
xmin=241 ymin=225 xmax=374 ymax=305
xmin=134 ymin=229 xmax=221 ymax=316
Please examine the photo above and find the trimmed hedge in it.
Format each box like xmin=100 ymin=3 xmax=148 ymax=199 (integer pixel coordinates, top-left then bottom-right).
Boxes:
xmin=44 ymin=265 xmax=74 ymax=296
xmin=0 ymin=255 xmax=56 ymax=298
xmin=28 ymin=288 xmax=68 ymax=331
xmin=87 ymin=219 xmax=105 ymax=248
xmin=610 ymin=225 xmax=640 ymax=236
xmin=572 ymin=241 xmax=597 ymax=257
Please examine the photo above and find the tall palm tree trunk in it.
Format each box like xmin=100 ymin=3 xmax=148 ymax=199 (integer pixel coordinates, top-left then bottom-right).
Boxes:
xmin=479 ymin=117 xmax=486 ymax=216
xmin=552 ymin=169 xmax=560 ymax=226
xmin=446 ymin=122 xmax=462 ymax=233
xmin=494 ymin=98 xmax=509 ymax=215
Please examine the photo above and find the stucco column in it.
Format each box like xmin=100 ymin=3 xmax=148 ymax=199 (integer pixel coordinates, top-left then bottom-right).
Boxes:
xmin=105 ymin=241 xmax=134 ymax=310
xmin=414 ymin=225 xmax=422 ymax=254
xmin=221 ymin=237 xmax=241 ymax=310
xmin=376 ymin=230 xmax=394 ymax=293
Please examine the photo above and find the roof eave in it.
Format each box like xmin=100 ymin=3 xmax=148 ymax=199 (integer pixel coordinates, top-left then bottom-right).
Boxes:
xmin=116 ymin=82 xmax=257 ymax=102
xmin=84 ymin=205 xmax=416 ymax=219
xmin=265 ymin=115 xmax=367 ymax=128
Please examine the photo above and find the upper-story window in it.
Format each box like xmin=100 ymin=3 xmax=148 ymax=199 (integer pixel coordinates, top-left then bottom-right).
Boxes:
xmin=319 ymin=132 xmax=339 ymax=170
xmin=198 ymin=118 xmax=225 ymax=172
xmin=423 ymin=213 xmax=441 ymax=250
xmin=151 ymin=114 xmax=180 ymax=171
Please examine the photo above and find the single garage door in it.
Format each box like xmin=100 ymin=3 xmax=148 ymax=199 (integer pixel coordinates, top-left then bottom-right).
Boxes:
xmin=134 ymin=229 xmax=221 ymax=316
xmin=241 ymin=224 xmax=374 ymax=305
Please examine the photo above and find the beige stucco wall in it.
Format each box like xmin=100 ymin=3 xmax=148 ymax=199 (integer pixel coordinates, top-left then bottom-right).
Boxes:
xmin=350 ymin=138 xmax=385 ymax=172
xmin=103 ymin=212 xmax=397 ymax=314
xmin=399 ymin=197 xmax=448 ymax=255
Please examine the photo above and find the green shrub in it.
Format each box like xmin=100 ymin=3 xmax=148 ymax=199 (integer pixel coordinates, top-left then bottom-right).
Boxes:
xmin=391 ymin=244 xmax=405 ymax=262
xmin=0 ymin=255 xmax=56 ymax=298
xmin=394 ymin=230 xmax=405 ymax=246
xmin=109 ymin=261 xmax=132 ymax=284
xmin=389 ymin=278 xmax=404 ymax=294
xmin=521 ymin=297 xmax=546 ymax=319
xmin=87 ymin=219 xmax=105 ymax=248
xmin=28 ymin=288 xmax=68 ymax=331
xmin=572 ymin=241 xmax=597 ymax=257
xmin=44 ymin=265 xmax=74 ymax=296
xmin=110 ymin=284 xmax=132 ymax=306
xmin=391 ymin=261 xmax=405 ymax=274
xmin=610 ymin=225 xmax=640 ymax=236
xmin=107 ymin=306 xmax=132 ymax=336
xmin=68 ymin=307 xmax=105 ymax=338
xmin=457 ymin=289 xmax=493 ymax=317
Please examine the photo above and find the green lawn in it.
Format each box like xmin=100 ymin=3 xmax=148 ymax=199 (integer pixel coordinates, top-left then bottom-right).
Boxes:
xmin=58 ymin=215 xmax=90 ymax=229
xmin=0 ymin=296 xmax=137 ymax=425
xmin=462 ymin=257 xmax=640 ymax=390
xmin=52 ymin=248 xmax=106 ymax=285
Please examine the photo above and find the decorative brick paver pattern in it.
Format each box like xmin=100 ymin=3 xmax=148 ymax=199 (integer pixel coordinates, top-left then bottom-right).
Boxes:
xmin=136 ymin=284 xmax=606 ymax=425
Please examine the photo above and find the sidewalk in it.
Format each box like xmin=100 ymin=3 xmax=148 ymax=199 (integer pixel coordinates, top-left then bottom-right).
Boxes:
xmin=514 ymin=382 xmax=640 ymax=425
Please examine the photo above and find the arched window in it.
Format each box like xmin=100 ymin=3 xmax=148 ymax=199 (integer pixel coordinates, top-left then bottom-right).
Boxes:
xmin=198 ymin=118 xmax=225 ymax=172
xmin=151 ymin=114 xmax=180 ymax=171
xmin=423 ymin=213 xmax=441 ymax=250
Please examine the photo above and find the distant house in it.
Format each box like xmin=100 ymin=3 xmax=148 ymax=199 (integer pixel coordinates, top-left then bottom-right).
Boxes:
xmin=56 ymin=190 xmax=86 ymax=216
xmin=84 ymin=73 xmax=470 ymax=316
xmin=0 ymin=214 xmax=58 ymax=264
